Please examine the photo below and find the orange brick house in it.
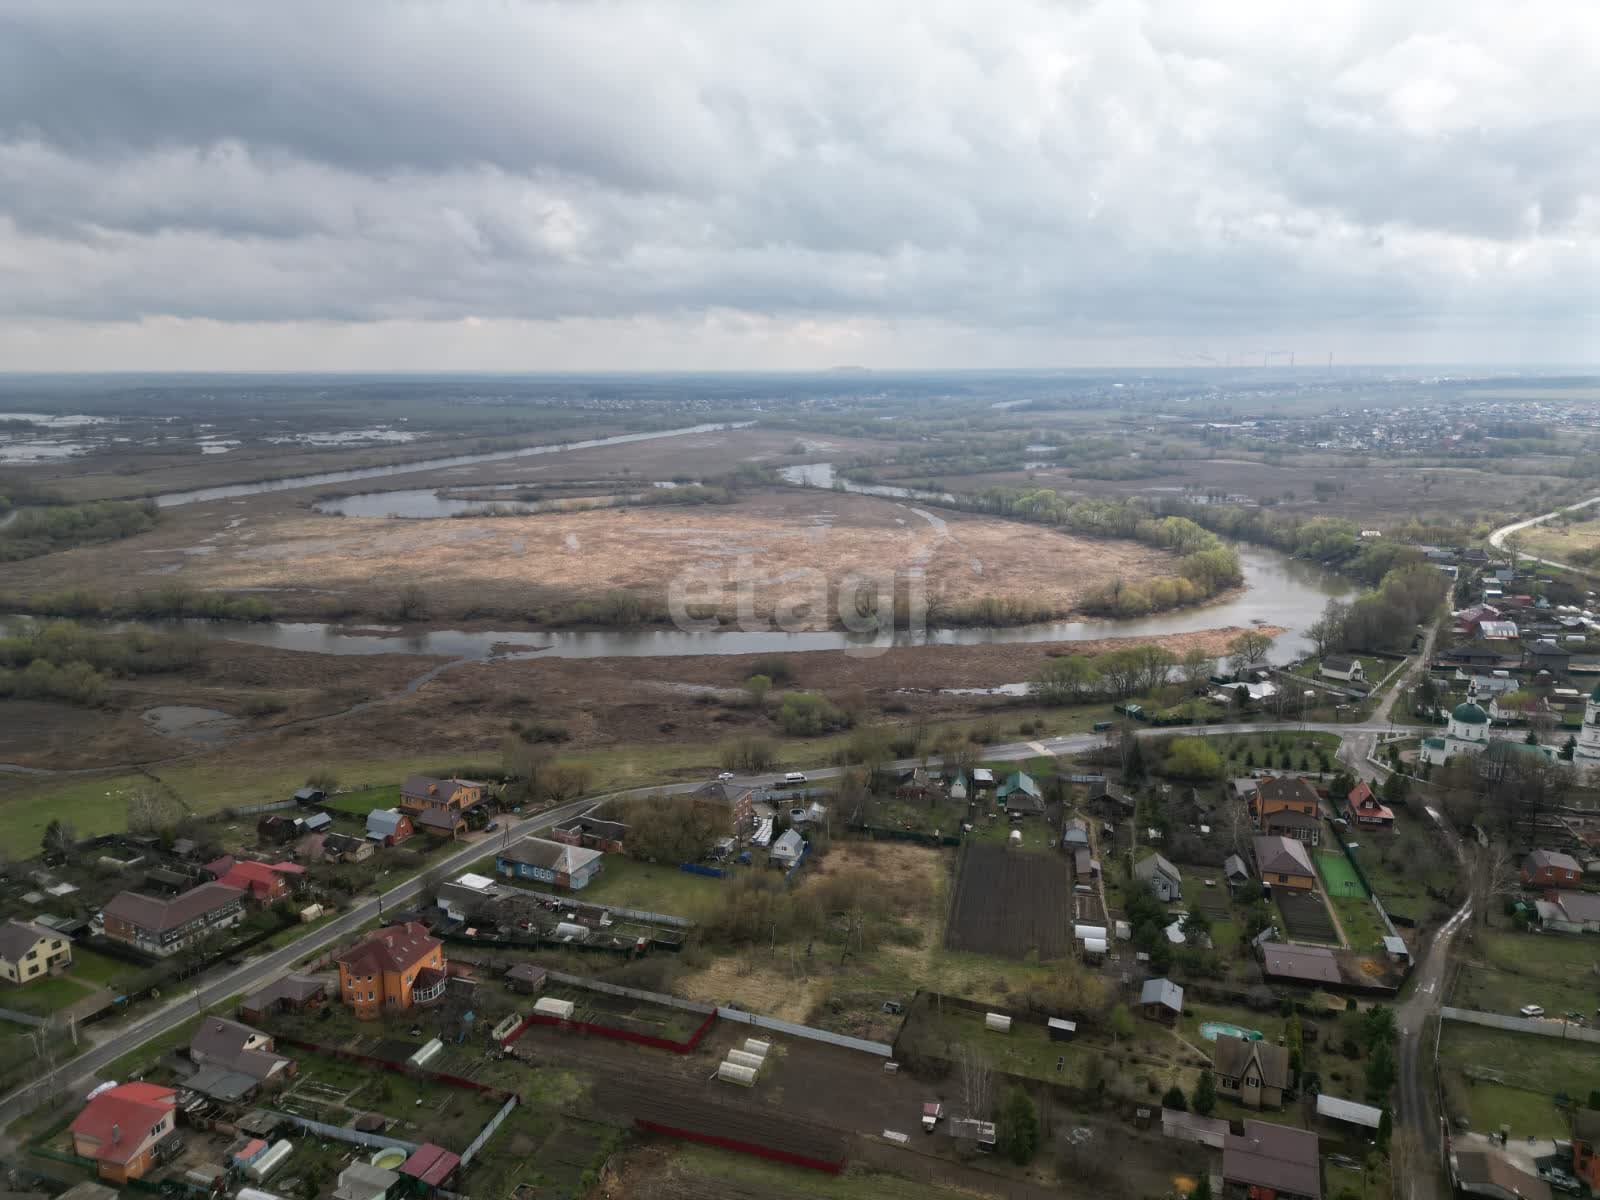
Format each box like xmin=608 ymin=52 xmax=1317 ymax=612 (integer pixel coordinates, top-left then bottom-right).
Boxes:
xmin=399 ymin=776 xmax=485 ymax=840
xmin=1251 ymin=776 xmax=1322 ymax=846
xmin=70 ymin=1082 xmax=178 ymax=1184
xmin=335 ymin=922 xmax=446 ymax=1019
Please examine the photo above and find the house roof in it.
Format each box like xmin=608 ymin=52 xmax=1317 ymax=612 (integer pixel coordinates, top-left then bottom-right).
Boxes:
xmin=366 ymin=809 xmax=408 ymax=836
xmin=400 ymin=775 xmax=480 ymax=803
xmin=189 ymin=1017 xmax=290 ymax=1081
xmin=556 ymin=816 xmax=628 ymax=841
xmin=1224 ymin=1120 xmax=1321 ymax=1200
xmin=997 ymin=771 xmax=1041 ymax=799
xmin=1139 ymin=977 xmax=1184 ymax=1013
xmin=1478 ymin=621 xmax=1520 ymax=639
xmin=1213 ymin=1034 xmax=1290 ymax=1090
xmin=336 ymin=922 xmax=440 ymax=976
xmin=0 ymin=919 xmax=57 ymax=964
xmin=242 ymin=973 xmax=326 ymax=1012
xmin=69 ymin=1083 xmax=176 ymax=1165
xmin=102 ymin=882 xmax=243 ymax=933
xmin=215 ymin=860 xmax=301 ymax=899
xmin=1322 ymin=654 xmax=1360 ymax=671
xmin=399 ymin=1143 xmax=461 ymax=1187
xmin=771 ymin=828 xmax=805 ymax=858
xmin=498 ymin=836 xmax=603 ymax=874
xmin=1548 ymin=889 xmax=1600 ymax=924
xmin=1265 ymin=809 xmax=1322 ymax=832
xmin=1452 ymin=1150 xmax=1551 ymax=1200
xmin=335 ymin=1162 xmax=401 ymax=1200
xmin=415 ymin=807 xmax=465 ymax=831
xmin=1259 ymin=942 xmax=1343 ymax=985
xmin=186 ymin=1065 xmax=259 ymax=1102
xmin=301 ymin=812 xmax=332 ymax=831
xmin=1316 ymin=1094 xmax=1383 ymax=1129
xmin=1254 ymin=834 xmax=1315 ymax=878
xmin=1527 ymin=849 xmax=1581 ymax=875
xmin=1224 ymin=854 xmax=1251 ymax=880
xmin=1254 ymin=775 xmax=1320 ymax=807
xmin=1134 ymin=853 xmax=1181 ymax=884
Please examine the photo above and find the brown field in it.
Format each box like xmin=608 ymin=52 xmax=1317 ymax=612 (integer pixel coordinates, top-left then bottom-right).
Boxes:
xmin=3 ymin=485 xmax=1172 ymax=626
xmin=1521 ymin=515 xmax=1600 ymax=560
xmin=944 ymin=842 xmax=1075 ymax=960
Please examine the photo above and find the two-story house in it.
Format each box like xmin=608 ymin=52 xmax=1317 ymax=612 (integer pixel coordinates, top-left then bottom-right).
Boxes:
xmin=0 ymin=918 xmax=73 ymax=984
xmin=1213 ymin=1034 xmax=1291 ymax=1110
xmin=398 ymin=775 xmax=486 ymax=841
xmin=205 ymin=857 xmax=306 ymax=904
xmin=188 ymin=1017 xmax=294 ymax=1088
xmin=100 ymin=883 xmax=244 ymax=957
xmin=335 ymin=922 xmax=447 ymax=1020
xmin=1252 ymin=776 xmax=1322 ymax=846
xmin=693 ymin=781 xmax=756 ymax=836
xmin=70 ymin=1083 xmax=179 ymax=1184
xmin=1343 ymin=782 xmax=1395 ymax=830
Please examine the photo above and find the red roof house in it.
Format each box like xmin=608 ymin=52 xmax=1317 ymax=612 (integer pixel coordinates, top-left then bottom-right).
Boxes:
xmin=400 ymin=1142 xmax=462 ymax=1189
xmin=206 ymin=858 xmax=307 ymax=903
xmin=70 ymin=1082 xmax=178 ymax=1184
xmin=1343 ymin=782 xmax=1395 ymax=829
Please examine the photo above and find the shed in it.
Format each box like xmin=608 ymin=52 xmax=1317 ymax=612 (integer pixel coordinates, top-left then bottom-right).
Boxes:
xmin=506 ymin=963 xmax=547 ymax=994
xmin=1139 ymin=977 xmax=1184 ymax=1022
xmin=398 ymin=1143 xmax=461 ymax=1190
xmin=1316 ymin=1094 xmax=1383 ymax=1130
xmin=1047 ymin=1018 xmax=1077 ymax=1041
xmin=334 ymin=1162 xmax=398 ymax=1200
xmin=533 ymin=996 xmax=575 ymax=1019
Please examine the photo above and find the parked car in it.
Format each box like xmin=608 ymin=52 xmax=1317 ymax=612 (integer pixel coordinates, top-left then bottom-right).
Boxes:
xmin=717 ymin=771 xmax=735 ymax=781
xmin=1520 ymin=1004 xmax=1545 ymax=1018
xmin=485 ymin=821 xmax=499 ymax=832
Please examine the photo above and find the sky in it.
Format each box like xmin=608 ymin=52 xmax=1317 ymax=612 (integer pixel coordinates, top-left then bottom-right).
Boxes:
xmin=1 ymin=1 xmax=1597 ymax=371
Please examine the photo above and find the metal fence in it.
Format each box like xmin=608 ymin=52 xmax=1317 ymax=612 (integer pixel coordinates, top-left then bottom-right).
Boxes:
xmin=1441 ymin=1006 xmax=1600 ymax=1044
xmin=228 ymin=798 xmax=299 ymax=817
xmin=543 ymin=969 xmax=715 ymax=1015
xmin=461 ymin=1095 xmax=519 ymax=1166
xmin=0 ymin=1007 xmax=44 ymax=1028
xmin=715 ymin=1006 xmax=892 ymax=1057
xmin=269 ymin=1109 xmax=418 ymax=1152
xmin=488 ymin=882 xmax=695 ymax=928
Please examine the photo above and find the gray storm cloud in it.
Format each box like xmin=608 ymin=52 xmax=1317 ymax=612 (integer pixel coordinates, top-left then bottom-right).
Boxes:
xmin=0 ymin=0 xmax=1595 ymax=366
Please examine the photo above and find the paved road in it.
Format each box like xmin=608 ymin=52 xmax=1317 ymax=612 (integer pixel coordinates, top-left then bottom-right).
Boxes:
xmin=0 ymin=795 xmax=597 ymax=1125
xmin=1488 ymin=494 xmax=1600 ymax=573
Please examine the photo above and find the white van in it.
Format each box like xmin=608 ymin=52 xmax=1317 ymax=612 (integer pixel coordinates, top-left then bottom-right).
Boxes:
xmin=784 ymin=772 xmax=807 ymax=785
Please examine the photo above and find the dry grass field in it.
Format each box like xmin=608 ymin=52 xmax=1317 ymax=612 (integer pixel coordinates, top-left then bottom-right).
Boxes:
xmin=1521 ymin=515 xmax=1600 ymax=561
xmin=3 ymin=486 xmax=1172 ymax=625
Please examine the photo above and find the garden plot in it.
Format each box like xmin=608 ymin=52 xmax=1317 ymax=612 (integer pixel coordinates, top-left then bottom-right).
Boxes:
xmin=1276 ymin=889 xmax=1339 ymax=945
xmin=943 ymin=841 xmax=1074 ymax=960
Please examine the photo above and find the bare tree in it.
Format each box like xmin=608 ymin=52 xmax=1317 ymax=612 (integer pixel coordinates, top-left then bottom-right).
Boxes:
xmin=1227 ymin=630 xmax=1275 ymax=676
xmin=1467 ymin=842 xmax=1517 ymax=933
xmin=957 ymin=1044 xmax=996 ymax=1119
xmin=125 ymin=784 xmax=184 ymax=837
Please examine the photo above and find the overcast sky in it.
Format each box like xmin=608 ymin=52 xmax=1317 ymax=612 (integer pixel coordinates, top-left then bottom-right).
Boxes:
xmin=1 ymin=1 xmax=1596 ymax=370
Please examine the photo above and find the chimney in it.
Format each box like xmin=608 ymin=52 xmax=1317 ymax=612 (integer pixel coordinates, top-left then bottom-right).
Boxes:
xmin=111 ymin=1123 xmax=121 ymax=1144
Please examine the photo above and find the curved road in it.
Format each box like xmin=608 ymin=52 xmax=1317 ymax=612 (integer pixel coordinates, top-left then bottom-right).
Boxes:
xmin=1488 ymin=494 xmax=1600 ymax=573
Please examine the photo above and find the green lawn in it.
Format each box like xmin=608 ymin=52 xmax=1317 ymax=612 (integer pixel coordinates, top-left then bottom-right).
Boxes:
xmin=1330 ymin=895 xmax=1390 ymax=953
xmin=322 ymin=784 xmax=400 ymax=816
xmin=0 ymin=974 xmax=91 ymax=1017
xmin=1316 ymin=850 xmax=1368 ymax=900
xmin=670 ymin=1144 xmax=1017 ymax=1200
xmin=1326 ymin=1163 xmax=1391 ymax=1200
xmin=1440 ymin=1021 xmax=1600 ymax=1137
xmin=572 ymin=855 xmax=726 ymax=919
xmin=1451 ymin=925 xmax=1600 ymax=1020
xmin=965 ymin=813 xmax=1056 ymax=852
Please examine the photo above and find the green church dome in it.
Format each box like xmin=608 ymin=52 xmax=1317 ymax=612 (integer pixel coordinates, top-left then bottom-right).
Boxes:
xmin=1451 ymin=702 xmax=1489 ymax=725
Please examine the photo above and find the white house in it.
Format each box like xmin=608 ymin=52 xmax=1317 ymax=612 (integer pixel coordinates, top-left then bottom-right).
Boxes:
xmin=1319 ymin=655 xmax=1366 ymax=683
xmin=1575 ymin=682 xmax=1600 ymax=772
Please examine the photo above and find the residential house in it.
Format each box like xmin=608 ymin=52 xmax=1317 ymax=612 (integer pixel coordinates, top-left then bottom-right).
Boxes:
xmin=1343 ymin=782 xmax=1395 ymax=829
xmin=549 ymin=816 xmax=627 ymax=853
xmin=101 ymin=883 xmax=244 ymax=957
xmin=1073 ymin=848 xmax=1098 ymax=884
xmin=240 ymin=974 xmax=327 ymax=1023
xmin=997 ymin=772 xmax=1044 ymax=815
xmin=1452 ymin=1150 xmax=1551 ymax=1200
xmin=1134 ymin=853 xmax=1183 ymax=902
xmin=0 ymin=919 xmax=72 ymax=983
xmin=335 ymin=922 xmax=446 ymax=1019
xmin=69 ymin=1083 xmax=179 ymax=1184
xmin=257 ymin=814 xmax=299 ymax=846
xmin=1536 ymin=890 xmax=1600 ymax=934
xmin=322 ymin=832 xmax=374 ymax=864
xmin=894 ymin=767 xmax=933 ymax=799
xmin=1522 ymin=849 xmax=1583 ymax=888
xmin=1253 ymin=836 xmax=1316 ymax=891
xmin=947 ymin=774 xmax=969 ymax=802
xmin=1467 ymin=673 xmax=1519 ymax=702
xmin=365 ymin=809 xmax=414 ymax=846
xmin=1213 ymin=1034 xmax=1291 ymax=1110
xmin=436 ymin=872 xmax=499 ymax=922
xmin=398 ymin=775 xmax=486 ymax=841
xmin=1139 ymin=977 xmax=1184 ymax=1023
xmin=292 ymin=786 xmax=326 ymax=806
xmin=1319 ymin=655 xmax=1365 ymax=683
xmin=769 ymin=828 xmax=806 ymax=868
xmin=1570 ymin=1109 xmax=1600 ymax=1193
xmin=495 ymin=837 xmax=605 ymax=890
xmin=1062 ymin=818 xmax=1090 ymax=849
xmin=694 ymin=780 xmax=756 ymax=836
xmin=1525 ymin=640 xmax=1571 ymax=678
xmin=1252 ymin=776 xmax=1322 ymax=845
xmin=188 ymin=1017 xmax=295 ymax=1095
xmin=206 ymin=858 xmax=305 ymax=904
xmin=1222 ymin=1120 xmax=1321 ymax=1200
xmin=971 ymin=768 xmax=995 ymax=792
xmin=334 ymin=1162 xmax=399 ymax=1200
xmin=505 ymin=963 xmax=548 ymax=994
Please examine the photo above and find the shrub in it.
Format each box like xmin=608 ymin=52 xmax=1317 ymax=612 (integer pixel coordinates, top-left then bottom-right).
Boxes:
xmin=776 ymin=692 xmax=852 ymax=736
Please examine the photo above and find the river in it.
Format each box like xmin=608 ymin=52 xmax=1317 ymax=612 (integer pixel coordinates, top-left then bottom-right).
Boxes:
xmin=150 ymin=422 xmax=751 ymax=507
xmin=18 ymin=547 xmax=1348 ymax=662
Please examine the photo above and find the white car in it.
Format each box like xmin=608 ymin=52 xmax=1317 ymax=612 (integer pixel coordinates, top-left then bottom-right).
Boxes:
xmin=717 ymin=771 xmax=735 ymax=781
xmin=1520 ymin=1005 xmax=1545 ymax=1018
